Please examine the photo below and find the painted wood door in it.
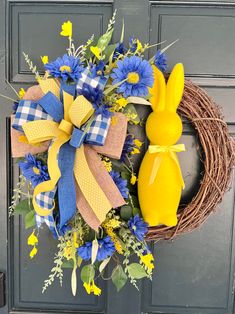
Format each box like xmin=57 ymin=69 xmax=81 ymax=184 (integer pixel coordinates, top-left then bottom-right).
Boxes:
xmin=0 ymin=0 xmax=235 ymax=313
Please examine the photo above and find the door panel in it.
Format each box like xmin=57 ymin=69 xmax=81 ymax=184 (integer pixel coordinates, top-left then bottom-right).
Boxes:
xmin=0 ymin=1 xmax=235 ymax=314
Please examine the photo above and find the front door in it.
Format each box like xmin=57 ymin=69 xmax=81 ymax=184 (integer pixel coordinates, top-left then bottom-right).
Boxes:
xmin=0 ymin=0 xmax=235 ymax=313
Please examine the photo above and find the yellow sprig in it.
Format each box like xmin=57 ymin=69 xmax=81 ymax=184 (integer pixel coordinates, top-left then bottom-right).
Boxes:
xmin=60 ymin=20 xmax=73 ymax=39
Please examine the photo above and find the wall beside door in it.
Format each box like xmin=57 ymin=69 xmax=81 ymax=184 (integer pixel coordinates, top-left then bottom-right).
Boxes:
xmin=0 ymin=0 xmax=235 ymax=313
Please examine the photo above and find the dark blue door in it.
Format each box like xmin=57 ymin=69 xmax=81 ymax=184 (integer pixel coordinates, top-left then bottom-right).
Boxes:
xmin=0 ymin=0 xmax=235 ymax=313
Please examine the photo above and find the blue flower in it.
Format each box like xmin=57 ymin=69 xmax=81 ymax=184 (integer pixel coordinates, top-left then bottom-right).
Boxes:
xmin=45 ymin=54 xmax=84 ymax=82
xmin=95 ymin=104 xmax=112 ymax=118
xmin=19 ymin=154 xmax=49 ymax=187
xmin=113 ymin=42 xmax=127 ymax=60
xmin=120 ymin=135 xmax=135 ymax=162
xmin=77 ymin=83 xmax=112 ymax=118
xmin=128 ymin=215 xmax=148 ymax=241
xmin=77 ymin=83 xmax=103 ymax=106
xmin=111 ymin=56 xmax=154 ymax=97
xmin=77 ymin=236 xmax=115 ymax=262
xmin=89 ymin=61 xmax=105 ymax=78
xmin=154 ymin=50 xmax=168 ymax=72
xmin=110 ymin=171 xmax=129 ymax=199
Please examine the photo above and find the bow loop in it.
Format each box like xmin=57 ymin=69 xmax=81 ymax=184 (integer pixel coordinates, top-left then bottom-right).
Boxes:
xmin=149 ymin=144 xmax=185 ymax=154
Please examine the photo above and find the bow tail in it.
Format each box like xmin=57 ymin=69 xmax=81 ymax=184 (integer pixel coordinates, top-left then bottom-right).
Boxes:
xmin=58 ymin=142 xmax=77 ymax=228
xmin=32 ymin=135 xmax=69 ymax=216
xmin=74 ymin=145 xmax=112 ymax=224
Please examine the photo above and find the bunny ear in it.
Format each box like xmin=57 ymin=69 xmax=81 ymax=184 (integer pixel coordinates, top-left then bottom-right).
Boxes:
xmin=149 ymin=65 xmax=166 ymax=112
xmin=166 ymin=63 xmax=184 ymax=112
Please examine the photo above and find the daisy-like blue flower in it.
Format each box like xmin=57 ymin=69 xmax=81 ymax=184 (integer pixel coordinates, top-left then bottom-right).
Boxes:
xmin=77 ymin=83 xmax=112 ymax=118
xmin=128 ymin=215 xmax=149 ymax=241
xmin=120 ymin=135 xmax=135 ymax=162
xmin=19 ymin=154 xmax=49 ymax=187
xmin=77 ymin=236 xmax=115 ymax=262
xmin=89 ymin=61 xmax=105 ymax=78
xmin=113 ymin=42 xmax=127 ymax=60
xmin=111 ymin=56 xmax=154 ymax=97
xmin=77 ymin=83 xmax=103 ymax=106
xmin=45 ymin=54 xmax=84 ymax=82
xmin=110 ymin=171 xmax=129 ymax=199
xmin=154 ymin=50 xmax=168 ymax=73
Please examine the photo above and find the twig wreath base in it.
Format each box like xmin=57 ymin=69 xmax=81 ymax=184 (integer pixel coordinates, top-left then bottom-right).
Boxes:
xmin=146 ymin=79 xmax=235 ymax=241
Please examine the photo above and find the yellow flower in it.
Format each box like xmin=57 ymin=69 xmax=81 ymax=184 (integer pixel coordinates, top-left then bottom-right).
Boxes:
xmin=60 ymin=20 xmax=72 ymax=39
xmin=115 ymin=98 xmax=128 ymax=111
xmin=130 ymin=173 xmax=137 ymax=185
xmin=134 ymin=139 xmax=143 ymax=148
xmin=41 ymin=55 xmax=49 ymax=65
xmin=140 ymin=253 xmax=154 ymax=272
xmin=102 ymin=223 xmax=123 ymax=254
xmin=105 ymin=218 xmax=121 ymax=229
xmin=90 ymin=46 xmax=102 ymax=60
xmin=73 ymin=232 xmax=79 ymax=248
xmin=131 ymin=147 xmax=140 ymax=155
xmin=83 ymin=282 xmax=91 ymax=294
xmin=136 ymin=39 xmax=143 ymax=52
xmin=29 ymin=246 xmax=38 ymax=259
xmin=63 ymin=240 xmax=73 ymax=260
xmin=102 ymin=157 xmax=112 ymax=172
xmin=83 ymin=281 xmax=102 ymax=296
xmin=27 ymin=230 xmax=38 ymax=246
xmin=18 ymin=88 xmax=25 ymax=99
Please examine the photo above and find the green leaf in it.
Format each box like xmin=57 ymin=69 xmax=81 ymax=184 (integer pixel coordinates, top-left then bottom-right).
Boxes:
xmin=123 ymin=103 xmax=140 ymax=124
xmin=104 ymin=44 xmax=116 ymax=63
xmin=24 ymin=210 xmax=36 ymax=229
xmin=77 ymin=256 xmax=83 ymax=268
xmin=62 ymin=259 xmax=74 ymax=269
xmin=133 ymin=207 xmax=141 ymax=216
xmin=80 ymin=264 xmax=95 ymax=283
xmin=120 ymin=19 xmax=125 ymax=43
xmin=14 ymin=199 xmax=33 ymax=215
xmin=110 ymin=159 xmax=126 ymax=172
xmin=111 ymin=265 xmax=127 ymax=292
xmin=97 ymin=29 xmax=114 ymax=51
xmin=121 ymin=172 xmax=131 ymax=181
xmin=120 ymin=205 xmax=132 ymax=221
xmin=127 ymin=263 xmax=147 ymax=279
xmin=99 ymin=256 xmax=111 ymax=273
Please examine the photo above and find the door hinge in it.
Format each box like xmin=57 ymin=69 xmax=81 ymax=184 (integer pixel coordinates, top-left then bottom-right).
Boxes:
xmin=0 ymin=272 xmax=5 ymax=307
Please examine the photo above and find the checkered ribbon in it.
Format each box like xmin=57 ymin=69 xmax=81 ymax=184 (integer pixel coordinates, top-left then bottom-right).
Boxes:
xmin=12 ymin=100 xmax=53 ymax=133
xmin=76 ymin=68 xmax=108 ymax=91
xmin=35 ymin=213 xmax=56 ymax=231
xmin=86 ymin=115 xmax=110 ymax=146
xmin=35 ymin=188 xmax=57 ymax=210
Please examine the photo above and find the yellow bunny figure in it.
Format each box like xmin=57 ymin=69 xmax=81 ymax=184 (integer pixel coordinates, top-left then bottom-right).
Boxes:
xmin=138 ymin=63 xmax=185 ymax=227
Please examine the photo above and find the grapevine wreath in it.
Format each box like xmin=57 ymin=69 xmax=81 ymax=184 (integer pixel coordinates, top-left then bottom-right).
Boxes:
xmin=4 ymin=12 xmax=234 ymax=296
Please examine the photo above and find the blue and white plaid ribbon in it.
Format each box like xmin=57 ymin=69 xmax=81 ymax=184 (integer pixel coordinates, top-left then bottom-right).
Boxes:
xmin=76 ymin=68 xmax=108 ymax=91
xmin=12 ymin=100 xmax=53 ymax=133
xmin=35 ymin=213 xmax=56 ymax=231
xmin=86 ymin=115 xmax=110 ymax=146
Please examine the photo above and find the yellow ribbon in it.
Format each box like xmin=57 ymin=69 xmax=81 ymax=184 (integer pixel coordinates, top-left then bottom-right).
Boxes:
xmin=22 ymin=79 xmax=111 ymax=222
xmin=148 ymin=144 xmax=185 ymax=188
